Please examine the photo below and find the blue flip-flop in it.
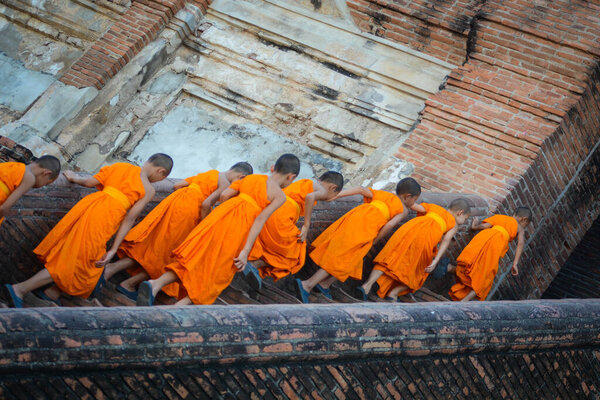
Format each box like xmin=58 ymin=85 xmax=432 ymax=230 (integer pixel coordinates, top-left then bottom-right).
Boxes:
xmin=431 ymin=257 xmax=450 ymax=280
xmin=91 ymin=274 xmax=106 ymax=298
xmin=315 ymin=284 xmax=332 ymax=300
xmin=117 ymin=285 xmax=138 ymax=301
xmin=353 ymin=286 xmax=368 ymax=301
xmin=242 ymin=263 xmax=263 ymax=291
xmin=5 ymin=284 xmax=23 ymax=308
xmin=294 ymin=279 xmax=310 ymax=304
xmin=384 ymin=296 xmax=399 ymax=302
xmin=136 ymin=281 xmax=155 ymax=306
xmin=33 ymin=289 xmax=62 ymax=306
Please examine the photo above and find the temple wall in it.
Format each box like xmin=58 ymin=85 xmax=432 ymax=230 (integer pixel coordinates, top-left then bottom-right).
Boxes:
xmin=1 ymin=300 xmax=599 ymax=398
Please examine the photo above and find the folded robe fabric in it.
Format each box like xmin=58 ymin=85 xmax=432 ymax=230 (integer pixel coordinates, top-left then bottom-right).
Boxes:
xmin=374 ymin=203 xmax=456 ymax=298
xmin=119 ymin=170 xmax=219 ymax=298
xmin=308 ymin=189 xmax=404 ymax=282
xmin=449 ymin=214 xmax=518 ymax=301
xmin=35 ymin=163 xmax=145 ymax=298
xmin=0 ymin=162 xmax=26 ymax=225
xmin=167 ymin=174 xmax=270 ymax=305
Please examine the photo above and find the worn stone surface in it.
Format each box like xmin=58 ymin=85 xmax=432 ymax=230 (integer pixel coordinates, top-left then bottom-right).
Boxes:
xmin=0 ymin=300 xmax=599 ymax=398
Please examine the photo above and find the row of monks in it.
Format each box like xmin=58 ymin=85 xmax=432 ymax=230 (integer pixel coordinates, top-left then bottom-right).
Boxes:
xmin=0 ymin=153 xmax=531 ymax=308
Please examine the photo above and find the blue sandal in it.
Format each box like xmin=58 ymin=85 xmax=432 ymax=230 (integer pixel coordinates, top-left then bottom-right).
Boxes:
xmin=353 ymin=286 xmax=368 ymax=301
xmin=117 ymin=285 xmax=138 ymax=301
xmin=5 ymin=284 xmax=23 ymax=308
xmin=242 ymin=263 xmax=263 ymax=291
xmin=91 ymin=274 xmax=106 ymax=298
xmin=315 ymin=284 xmax=332 ymax=300
xmin=136 ymin=281 xmax=155 ymax=306
xmin=294 ymin=279 xmax=310 ymax=304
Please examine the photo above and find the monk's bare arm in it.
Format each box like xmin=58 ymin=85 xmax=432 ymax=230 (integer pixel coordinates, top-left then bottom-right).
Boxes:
xmin=511 ymin=226 xmax=526 ymax=276
xmin=333 ymin=186 xmax=372 ymax=200
xmin=373 ymin=210 xmax=408 ymax=245
xmin=96 ymin=185 xmax=156 ymax=266
xmin=63 ymin=171 xmax=101 ymax=187
xmin=201 ymin=175 xmax=231 ymax=219
xmin=219 ymin=188 xmax=239 ymax=203
xmin=471 ymin=218 xmax=492 ymax=231
xmin=172 ymin=180 xmax=189 ymax=190
xmin=233 ymin=190 xmax=286 ymax=270
xmin=410 ymin=203 xmax=426 ymax=213
xmin=298 ymin=186 xmax=328 ymax=242
xmin=425 ymin=226 xmax=458 ymax=273
xmin=0 ymin=172 xmax=35 ymax=218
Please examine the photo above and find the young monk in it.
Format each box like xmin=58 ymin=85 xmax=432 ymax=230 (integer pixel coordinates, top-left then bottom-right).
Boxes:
xmin=294 ymin=178 xmax=421 ymax=304
xmin=448 ymin=207 xmax=532 ymax=301
xmin=0 ymin=156 xmax=61 ymax=225
xmin=243 ymin=171 xmax=344 ymax=290
xmin=360 ymin=198 xmax=471 ymax=301
xmin=4 ymin=154 xmax=172 ymax=308
xmin=103 ymin=162 xmax=253 ymax=300
xmin=136 ymin=153 xmax=300 ymax=306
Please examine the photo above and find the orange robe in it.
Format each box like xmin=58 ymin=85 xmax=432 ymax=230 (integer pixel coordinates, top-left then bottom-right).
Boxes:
xmin=449 ymin=215 xmax=518 ymax=301
xmin=249 ymin=179 xmax=314 ymax=281
xmin=374 ymin=203 xmax=456 ymax=298
xmin=34 ymin=163 xmax=145 ymax=298
xmin=166 ymin=174 xmax=271 ymax=304
xmin=0 ymin=162 xmax=26 ymax=225
xmin=308 ymin=189 xmax=404 ymax=282
xmin=118 ymin=170 xmax=219 ymax=298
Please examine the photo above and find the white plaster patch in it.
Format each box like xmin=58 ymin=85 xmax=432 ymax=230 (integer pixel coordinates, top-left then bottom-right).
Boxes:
xmin=110 ymin=94 xmax=120 ymax=107
xmin=128 ymin=105 xmax=342 ymax=179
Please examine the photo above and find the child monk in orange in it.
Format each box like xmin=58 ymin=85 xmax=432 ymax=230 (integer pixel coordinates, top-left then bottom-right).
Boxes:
xmin=103 ymin=162 xmax=253 ymax=300
xmin=359 ymin=198 xmax=471 ymax=301
xmin=4 ymin=154 xmax=172 ymax=308
xmin=243 ymin=171 xmax=344 ymax=290
xmin=136 ymin=153 xmax=300 ymax=306
xmin=0 ymin=156 xmax=61 ymax=225
xmin=448 ymin=207 xmax=532 ymax=301
xmin=294 ymin=178 xmax=421 ymax=303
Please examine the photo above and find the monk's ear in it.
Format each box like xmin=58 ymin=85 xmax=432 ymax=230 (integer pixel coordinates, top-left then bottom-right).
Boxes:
xmin=270 ymin=165 xmax=275 ymax=173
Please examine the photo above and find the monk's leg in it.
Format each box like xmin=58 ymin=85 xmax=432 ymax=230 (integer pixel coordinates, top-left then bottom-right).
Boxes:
xmin=104 ymin=257 xmax=138 ymax=281
xmin=174 ymin=296 xmax=192 ymax=306
xmin=461 ymin=290 xmax=477 ymax=302
xmin=302 ymin=268 xmax=331 ymax=292
xmin=317 ymin=275 xmax=337 ymax=289
xmin=119 ymin=271 xmax=149 ymax=292
xmin=387 ymin=284 xmax=409 ymax=299
xmin=12 ymin=269 xmax=54 ymax=299
xmin=148 ymin=271 xmax=178 ymax=297
xmin=42 ymin=285 xmax=61 ymax=301
xmin=251 ymin=259 xmax=268 ymax=269
xmin=361 ymin=269 xmax=384 ymax=294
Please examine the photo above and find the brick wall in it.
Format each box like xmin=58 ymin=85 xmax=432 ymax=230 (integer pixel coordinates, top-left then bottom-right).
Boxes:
xmin=543 ymin=216 xmax=600 ymax=299
xmin=0 ymin=136 xmax=35 ymax=164
xmin=353 ymin=0 xmax=600 ymax=299
xmin=0 ymin=300 xmax=599 ymax=398
xmin=59 ymin=0 xmax=212 ymax=89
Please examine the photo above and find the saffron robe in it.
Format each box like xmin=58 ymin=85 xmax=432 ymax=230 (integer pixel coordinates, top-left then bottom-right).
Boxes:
xmin=308 ymin=189 xmax=404 ymax=282
xmin=449 ymin=215 xmax=518 ymax=301
xmin=0 ymin=162 xmax=26 ymax=225
xmin=249 ymin=179 xmax=314 ymax=281
xmin=374 ymin=203 xmax=456 ymax=298
xmin=166 ymin=174 xmax=271 ymax=304
xmin=35 ymin=163 xmax=145 ymax=298
xmin=119 ymin=170 xmax=219 ymax=298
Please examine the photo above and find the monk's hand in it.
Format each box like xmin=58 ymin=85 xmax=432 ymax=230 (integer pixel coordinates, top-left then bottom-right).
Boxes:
xmin=424 ymin=262 xmax=437 ymax=273
xmin=511 ymin=265 xmax=519 ymax=276
xmin=234 ymin=250 xmax=249 ymax=272
xmin=96 ymin=249 xmax=116 ymax=267
xmin=470 ymin=218 xmax=479 ymax=231
xmin=63 ymin=170 xmax=76 ymax=183
xmin=298 ymin=225 xmax=309 ymax=242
